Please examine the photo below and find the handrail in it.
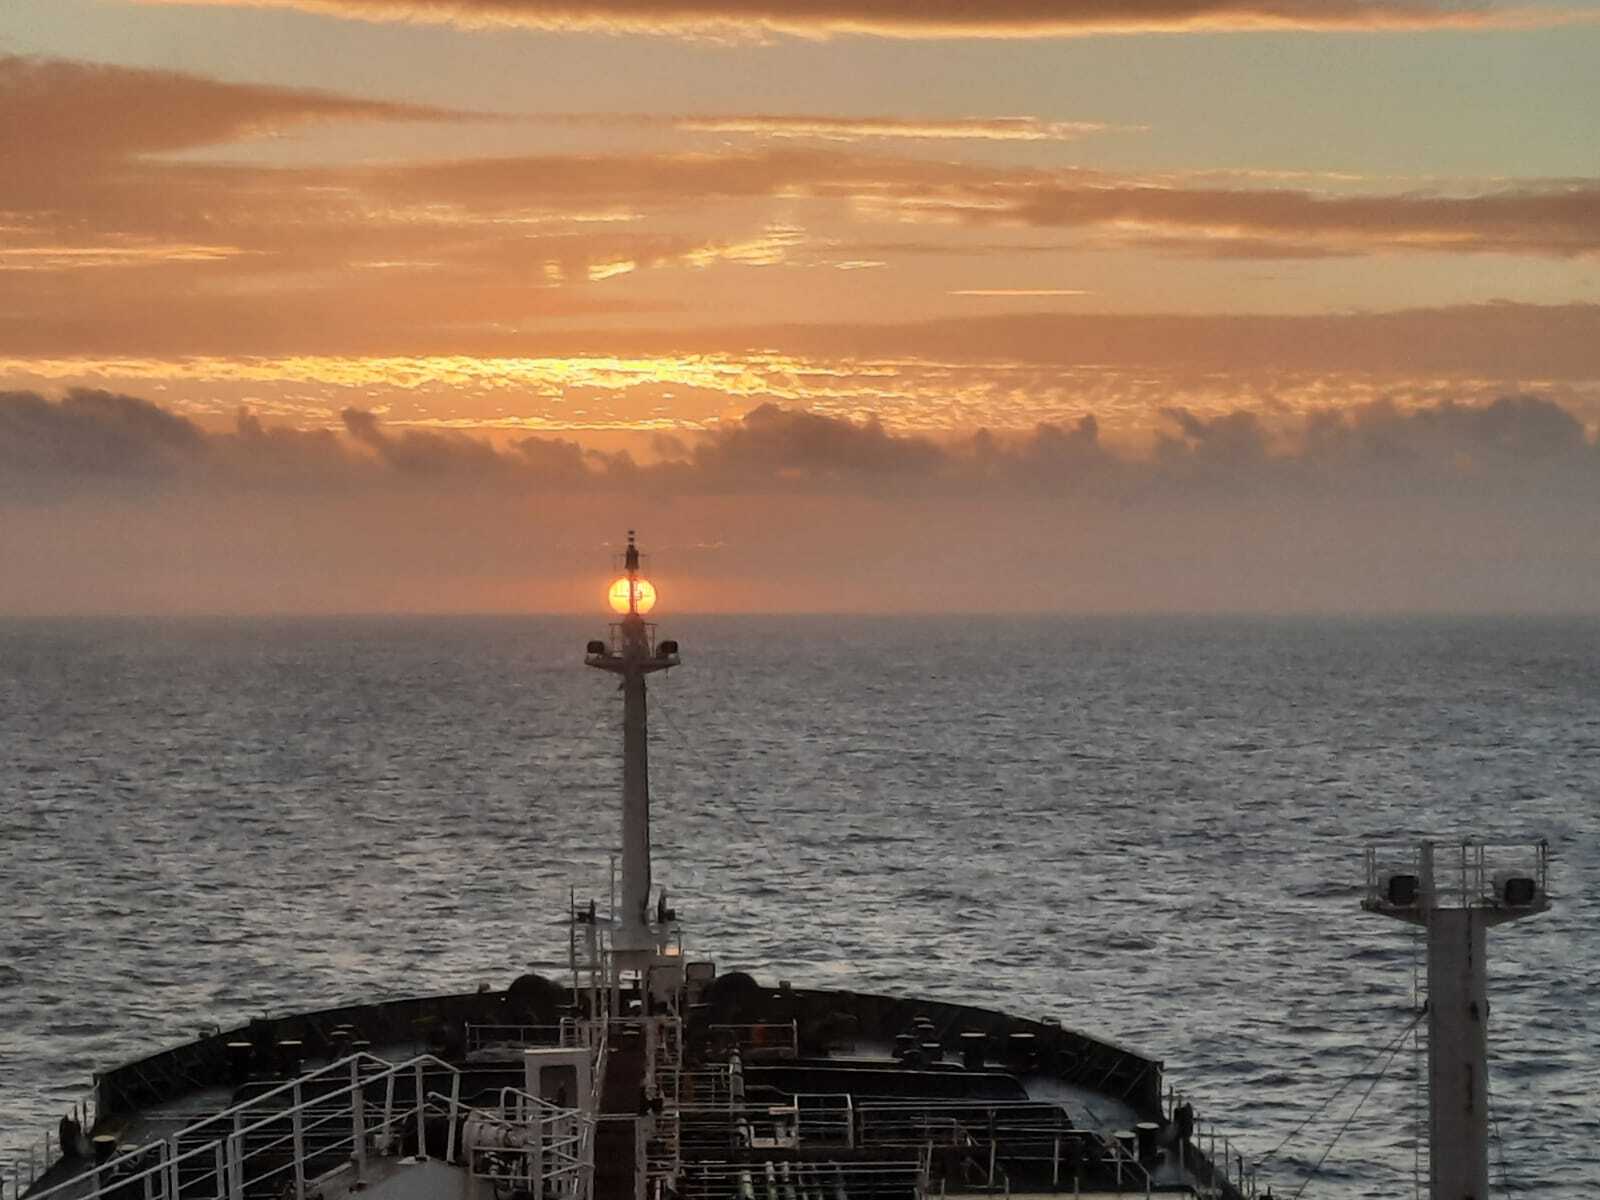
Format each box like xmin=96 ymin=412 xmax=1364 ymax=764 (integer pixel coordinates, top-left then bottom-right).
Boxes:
xmin=494 ymin=1086 xmax=591 ymax=1122
xmin=450 ymin=1086 xmax=594 ymax=1200
xmin=1168 ymin=1084 xmax=1260 ymax=1198
xmin=24 ymin=1052 xmax=461 ymax=1200
xmin=1364 ymin=839 xmax=1551 ymax=911
xmin=464 ymin=1023 xmax=566 ymax=1053
xmin=5 ymin=1087 xmax=98 ymax=1200
xmin=706 ymin=1023 xmax=798 ymax=1060
xmin=1098 ymin=1131 xmax=1153 ymax=1193
xmin=677 ymin=1159 xmax=922 ymax=1199
xmin=857 ymin=1099 xmax=1080 ymax=1110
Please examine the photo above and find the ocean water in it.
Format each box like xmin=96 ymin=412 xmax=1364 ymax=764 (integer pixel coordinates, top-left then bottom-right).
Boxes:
xmin=1 ymin=615 xmax=1596 ymax=1197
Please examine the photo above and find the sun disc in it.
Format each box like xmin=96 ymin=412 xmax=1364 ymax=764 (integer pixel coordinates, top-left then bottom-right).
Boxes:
xmin=608 ymin=576 xmax=657 ymax=614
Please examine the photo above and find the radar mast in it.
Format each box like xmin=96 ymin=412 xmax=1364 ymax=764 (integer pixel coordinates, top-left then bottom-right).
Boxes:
xmin=585 ymin=532 xmax=682 ymax=1002
xmin=1363 ymin=840 xmax=1550 ymax=1200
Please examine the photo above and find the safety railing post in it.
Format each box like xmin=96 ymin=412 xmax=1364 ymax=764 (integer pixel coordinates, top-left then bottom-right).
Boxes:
xmin=414 ymin=1063 xmax=428 ymax=1159
xmin=446 ymin=1072 xmax=462 ymax=1163
xmin=646 ymin=1020 xmax=659 ymax=1098
xmin=213 ymin=1141 xmax=227 ymax=1200
xmin=226 ymin=1125 xmax=244 ymax=1200
xmin=167 ymin=1136 xmax=181 ymax=1200
xmin=532 ymin=1106 xmax=545 ymax=1196
xmin=350 ymin=1059 xmax=367 ymax=1177
xmin=291 ymin=1081 xmax=306 ymax=1200
xmin=383 ymin=1071 xmax=396 ymax=1142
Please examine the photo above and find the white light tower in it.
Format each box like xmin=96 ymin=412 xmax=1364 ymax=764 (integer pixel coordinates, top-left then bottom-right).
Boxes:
xmin=586 ymin=531 xmax=680 ymax=960
xmin=1363 ymin=840 xmax=1550 ymax=1200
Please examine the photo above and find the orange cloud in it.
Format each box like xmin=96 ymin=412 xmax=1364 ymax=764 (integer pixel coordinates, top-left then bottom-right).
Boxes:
xmin=950 ymin=288 xmax=1090 ymax=296
xmin=0 ymin=54 xmax=481 ymax=165
xmin=132 ymin=0 xmax=1595 ymax=37
xmin=540 ymin=112 xmax=1122 ymax=141
xmin=6 ymin=56 xmax=1600 ymax=369
xmin=666 ymin=115 xmax=1119 ymax=141
xmin=332 ymin=152 xmax=1600 ymax=260
xmin=7 ymin=304 xmax=1600 ymax=448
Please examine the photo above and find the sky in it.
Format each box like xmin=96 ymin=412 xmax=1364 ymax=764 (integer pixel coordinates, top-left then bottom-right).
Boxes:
xmin=2 ymin=0 xmax=1599 ymax=613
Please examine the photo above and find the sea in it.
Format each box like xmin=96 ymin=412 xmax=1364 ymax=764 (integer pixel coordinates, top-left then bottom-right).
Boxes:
xmin=1 ymin=615 xmax=1596 ymax=1197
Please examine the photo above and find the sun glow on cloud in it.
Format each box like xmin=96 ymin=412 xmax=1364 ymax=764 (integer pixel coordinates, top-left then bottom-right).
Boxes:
xmin=668 ymin=116 xmax=1120 ymax=141
xmin=4 ymin=4 xmax=1600 ymax=619
xmin=0 ymin=244 xmax=248 ymax=270
xmin=131 ymin=0 xmax=1600 ymax=39
xmin=949 ymin=289 xmax=1091 ymax=297
xmin=9 ymin=339 xmax=1600 ymax=443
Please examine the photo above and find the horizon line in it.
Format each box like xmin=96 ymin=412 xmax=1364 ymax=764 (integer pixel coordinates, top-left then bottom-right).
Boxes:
xmin=4 ymin=608 xmax=1597 ymax=621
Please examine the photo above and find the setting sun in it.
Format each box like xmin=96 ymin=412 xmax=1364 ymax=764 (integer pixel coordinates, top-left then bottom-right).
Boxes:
xmin=608 ymin=576 xmax=657 ymax=615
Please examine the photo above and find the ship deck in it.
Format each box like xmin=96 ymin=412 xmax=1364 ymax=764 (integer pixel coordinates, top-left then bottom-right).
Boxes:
xmin=20 ymin=977 xmax=1250 ymax=1200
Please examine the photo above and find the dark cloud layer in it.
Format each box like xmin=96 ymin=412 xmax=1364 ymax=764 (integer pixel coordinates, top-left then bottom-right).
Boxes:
xmin=4 ymin=388 xmax=1594 ymax=500
xmin=5 ymin=390 xmax=1596 ymax=614
xmin=0 ymin=389 xmax=206 ymax=479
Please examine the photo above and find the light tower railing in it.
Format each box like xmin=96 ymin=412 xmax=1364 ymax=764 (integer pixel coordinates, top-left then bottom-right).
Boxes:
xmin=1364 ymin=839 xmax=1550 ymax=912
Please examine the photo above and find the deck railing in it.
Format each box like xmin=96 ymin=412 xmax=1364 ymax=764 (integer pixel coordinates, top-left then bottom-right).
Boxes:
xmin=1168 ymin=1086 xmax=1259 ymax=1199
xmin=5 ymin=1087 xmax=98 ymax=1200
xmin=463 ymin=1022 xmax=568 ymax=1054
xmin=461 ymin=1087 xmax=593 ymax=1200
xmin=1364 ymin=839 xmax=1550 ymax=912
xmin=20 ymin=1053 xmax=464 ymax=1200
xmin=665 ymin=1069 xmax=733 ymax=1106
xmin=705 ymin=1023 xmax=798 ymax=1061
xmin=677 ymin=1160 xmax=923 ymax=1200
xmin=794 ymin=1093 xmax=855 ymax=1147
xmin=856 ymin=1099 xmax=1153 ymax=1196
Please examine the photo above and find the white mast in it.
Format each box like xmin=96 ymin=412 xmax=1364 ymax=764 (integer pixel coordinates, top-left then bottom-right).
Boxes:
xmin=586 ymin=531 xmax=680 ymax=955
xmin=1363 ymin=840 xmax=1550 ymax=1200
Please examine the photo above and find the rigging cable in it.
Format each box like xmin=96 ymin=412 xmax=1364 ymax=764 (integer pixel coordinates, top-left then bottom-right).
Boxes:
xmin=1485 ymin=1012 xmax=1515 ymax=1198
xmin=1411 ymin=922 xmax=1425 ymax=1200
xmin=1288 ymin=1011 xmax=1420 ymax=1200
xmin=1256 ymin=1005 xmax=1425 ymax=1169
